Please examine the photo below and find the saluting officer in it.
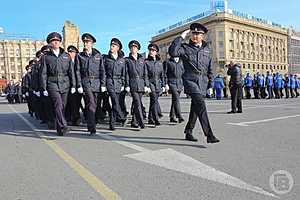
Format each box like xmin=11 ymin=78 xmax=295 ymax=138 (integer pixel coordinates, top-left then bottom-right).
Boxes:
xmin=76 ymin=33 xmax=106 ymax=135
xmin=164 ymin=56 xmax=184 ymax=123
xmin=169 ymin=23 xmax=220 ymax=143
xmin=125 ymin=40 xmax=149 ymax=129
xmin=103 ymin=38 xmax=127 ymax=130
xmin=145 ymin=43 xmax=165 ymax=126
xmin=40 ymin=32 xmax=76 ymax=136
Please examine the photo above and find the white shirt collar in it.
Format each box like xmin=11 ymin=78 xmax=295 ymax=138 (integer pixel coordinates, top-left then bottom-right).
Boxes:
xmin=53 ymin=49 xmax=60 ymax=57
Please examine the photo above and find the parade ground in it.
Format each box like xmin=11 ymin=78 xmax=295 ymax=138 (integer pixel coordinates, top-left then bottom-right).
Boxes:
xmin=0 ymin=96 xmax=299 ymax=200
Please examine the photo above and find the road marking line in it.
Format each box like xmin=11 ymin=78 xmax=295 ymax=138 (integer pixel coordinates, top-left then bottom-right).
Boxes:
xmin=227 ymin=114 xmax=300 ymax=127
xmin=9 ymin=105 xmax=121 ymax=200
xmin=96 ymin=130 xmax=278 ymax=198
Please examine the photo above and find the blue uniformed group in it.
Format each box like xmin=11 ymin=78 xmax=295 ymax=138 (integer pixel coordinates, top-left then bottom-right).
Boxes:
xmin=211 ymin=71 xmax=300 ymax=100
xmin=10 ymin=22 xmax=222 ymax=144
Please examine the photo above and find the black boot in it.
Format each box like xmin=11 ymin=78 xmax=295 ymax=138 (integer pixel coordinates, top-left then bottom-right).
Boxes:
xmin=170 ymin=118 xmax=178 ymax=123
xmin=178 ymin=118 xmax=185 ymax=123
xmin=185 ymin=133 xmax=198 ymax=142
xmin=207 ymin=135 xmax=220 ymax=144
xmin=90 ymin=129 xmax=96 ymax=136
xmin=131 ymin=123 xmax=139 ymax=128
xmin=62 ymin=127 xmax=70 ymax=135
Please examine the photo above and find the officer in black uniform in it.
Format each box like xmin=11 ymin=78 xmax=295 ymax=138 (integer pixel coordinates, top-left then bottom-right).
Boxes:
xmin=76 ymin=33 xmax=106 ymax=135
xmin=22 ymin=65 xmax=34 ymax=116
xmin=125 ymin=40 xmax=149 ymax=129
xmin=164 ymin=56 xmax=185 ymax=123
xmin=227 ymin=62 xmax=243 ymax=114
xmin=40 ymin=32 xmax=76 ymax=136
xmin=169 ymin=23 xmax=220 ymax=143
xmin=145 ymin=43 xmax=165 ymax=126
xmin=103 ymin=38 xmax=127 ymax=130
xmin=39 ymin=45 xmax=56 ymax=129
xmin=14 ymin=81 xmax=22 ymax=103
xmin=65 ymin=45 xmax=83 ymax=126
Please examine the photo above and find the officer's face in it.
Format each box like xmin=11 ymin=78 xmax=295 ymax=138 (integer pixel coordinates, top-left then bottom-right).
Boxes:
xmin=50 ymin=40 xmax=61 ymax=50
xmin=191 ymin=32 xmax=204 ymax=44
xmin=149 ymin=49 xmax=157 ymax=57
xmin=130 ymin=46 xmax=138 ymax=54
xmin=110 ymin=44 xmax=119 ymax=54
xmin=68 ymin=51 xmax=77 ymax=60
xmin=83 ymin=40 xmax=93 ymax=50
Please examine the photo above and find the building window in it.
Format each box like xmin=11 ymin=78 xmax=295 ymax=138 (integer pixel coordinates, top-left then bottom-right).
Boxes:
xmin=262 ymin=65 xmax=264 ymax=70
xmin=218 ymin=41 xmax=224 ymax=49
xmin=257 ymin=64 xmax=260 ymax=70
xmin=243 ymin=64 xmax=246 ymax=69
xmin=218 ymin=31 xmax=224 ymax=39
xmin=248 ymin=64 xmax=250 ymax=69
xmin=284 ymin=66 xmax=286 ymax=70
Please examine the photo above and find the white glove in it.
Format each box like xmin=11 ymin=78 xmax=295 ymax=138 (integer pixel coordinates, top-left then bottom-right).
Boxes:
xmin=165 ymin=84 xmax=170 ymax=91
xmin=125 ymin=87 xmax=130 ymax=92
xmin=144 ymin=87 xmax=150 ymax=93
xmin=162 ymin=87 xmax=166 ymax=93
xmin=207 ymin=88 xmax=213 ymax=96
xmin=181 ymin=29 xmax=190 ymax=39
xmin=101 ymin=86 xmax=107 ymax=92
xmin=43 ymin=90 xmax=48 ymax=97
xmin=121 ymin=86 xmax=125 ymax=91
xmin=77 ymin=87 xmax=83 ymax=94
xmin=71 ymin=88 xmax=76 ymax=94
xmin=35 ymin=91 xmax=40 ymax=97
xmin=22 ymin=94 xmax=25 ymax=98
xmin=25 ymin=92 xmax=29 ymax=97
xmin=33 ymin=91 xmax=36 ymax=95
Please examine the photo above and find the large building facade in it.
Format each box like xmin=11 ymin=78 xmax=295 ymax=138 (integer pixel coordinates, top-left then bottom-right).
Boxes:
xmin=288 ymin=29 xmax=300 ymax=74
xmin=151 ymin=3 xmax=289 ymax=76
xmin=0 ymin=38 xmax=44 ymax=82
xmin=62 ymin=20 xmax=80 ymax=50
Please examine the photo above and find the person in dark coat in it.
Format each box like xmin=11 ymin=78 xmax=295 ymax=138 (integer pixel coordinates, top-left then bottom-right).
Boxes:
xmin=76 ymin=33 xmax=106 ymax=135
xmin=253 ymin=73 xmax=260 ymax=99
xmin=145 ymin=43 xmax=165 ymax=126
xmin=22 ymin=65 xmax=34 ymax=116
xmin=164 ymin=56 xmax=184 ymax=123
xmin=290 ymin=74 xmax=296 ymax=98
xmin=14 ymin=82 xmax=22 ymax=103
xmin=125 ymin=40 xmax=149 ymax=129
xmin=227 ymin=62 xmax=243 ymax=114
xmin=294 ymin=75 xmax=299 ymax=97
xmin=168 ymin=23 xmax=219 ymax=143
xmin=5 ymin=80 xmax=15 ymax=104
xmin=40 ymin=32 xmax=76 ymax=136
xmin=65 ymin=45 xmax=83 ymax=126
xmin=103 ymin=38 xmax=127 ymax=130
xmin=284 ymin=74 xmax=290 ymax=98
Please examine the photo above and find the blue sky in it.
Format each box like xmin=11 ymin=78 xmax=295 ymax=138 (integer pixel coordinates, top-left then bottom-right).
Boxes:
xmin=0 ymin=0 xmax=299 ymax=54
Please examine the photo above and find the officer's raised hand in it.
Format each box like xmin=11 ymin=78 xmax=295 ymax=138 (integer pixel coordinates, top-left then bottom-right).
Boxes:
xmin=181 ymin=29 xmax=190 ymax=39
